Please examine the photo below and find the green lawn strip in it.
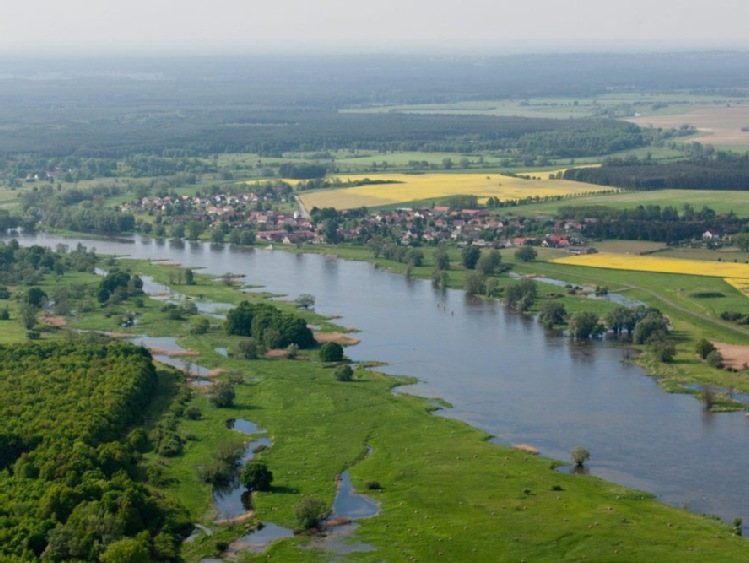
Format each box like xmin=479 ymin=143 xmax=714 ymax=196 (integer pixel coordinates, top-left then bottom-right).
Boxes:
xmin=512 ymin=188 xmax=749 ymax=217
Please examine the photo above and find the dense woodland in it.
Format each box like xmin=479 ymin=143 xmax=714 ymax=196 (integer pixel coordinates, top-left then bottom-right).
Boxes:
xmin=558 ymin=204 xmax=745 ymax=242
xmin=0 ymin=342 xmax=190 ymax=561
xmin=563 ymin=155 xmax=749 ymax=191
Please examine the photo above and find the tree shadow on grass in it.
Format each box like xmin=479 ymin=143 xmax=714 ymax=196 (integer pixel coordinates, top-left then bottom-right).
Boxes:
xmin=270 ymin=485 xmax=300 ymax=495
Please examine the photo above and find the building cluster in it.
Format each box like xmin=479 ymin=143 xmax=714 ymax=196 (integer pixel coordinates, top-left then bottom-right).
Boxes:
xmin=125 ymin=191 xmax=593 ymax=249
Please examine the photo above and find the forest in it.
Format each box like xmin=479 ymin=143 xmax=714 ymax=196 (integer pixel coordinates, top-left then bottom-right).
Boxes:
xmin=0 ymin=341 xmax=190 ymax=561
xmin=562 ymin=155 xmax=749 ymax=191
xmin=558 ymin=204 xmax=745 ymax=242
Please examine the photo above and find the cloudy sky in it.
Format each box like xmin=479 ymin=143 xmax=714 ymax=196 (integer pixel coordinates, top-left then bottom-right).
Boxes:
xmin=2 ymin=0 xmax=748 ymax=54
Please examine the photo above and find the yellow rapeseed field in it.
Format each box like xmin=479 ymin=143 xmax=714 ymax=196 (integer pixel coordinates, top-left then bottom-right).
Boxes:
xmin=298 ymin=173 xmax=612 ymax=210
xmin=554 ymin=253 xmax=749 ymax=278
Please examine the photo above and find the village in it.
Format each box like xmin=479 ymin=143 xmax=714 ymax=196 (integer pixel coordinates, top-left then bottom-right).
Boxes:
xmin=122 ymin=188 xmax=598 ymax=251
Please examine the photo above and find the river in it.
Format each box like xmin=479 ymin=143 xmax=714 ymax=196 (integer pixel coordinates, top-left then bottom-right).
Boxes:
xmin=14 ymin=233 xmax=749 ymax=527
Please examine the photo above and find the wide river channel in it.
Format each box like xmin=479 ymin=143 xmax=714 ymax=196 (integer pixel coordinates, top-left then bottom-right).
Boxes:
xmin=14 ymin=234 xmax=749 ymax=528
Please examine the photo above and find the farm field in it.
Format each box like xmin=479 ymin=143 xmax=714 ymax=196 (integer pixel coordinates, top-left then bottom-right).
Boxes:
xmin=298 ymin=173 xmax=610 ymax=210
xmin=629 ymin=105 xmax=749 ymax=147
xmin=554 ymin=253 xmax=749 ymax=280
xmin=513 ymin=188 xmax=749 ymax=217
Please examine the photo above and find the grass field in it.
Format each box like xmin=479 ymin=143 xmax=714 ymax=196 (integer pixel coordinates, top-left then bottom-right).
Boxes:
xmin=513 ymin=188 xmax=749 ymax=217
xmin=342 ymin=94 xmax=749 ymax=120
xmin=298 ymin=173 xmax=611 ymax=210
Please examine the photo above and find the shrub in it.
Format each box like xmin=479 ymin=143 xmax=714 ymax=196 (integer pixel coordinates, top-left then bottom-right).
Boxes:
xmin=295 ymin=497 xmax=328 ymax=530
xmin=695 ymin=338 xmax=716 ymax=359
xmin=335 ymin=364 xmax=354 ymax=381
xmin=320 ymin=342 xmax=344 ymax=362
xmin=706 ymin=350 xmax=724 ymax=369
xmin=186 ymin=407 xmax=202 ymax=420
xmin=210 ymin=381 xmax=235 ymax=408
xmin=570 ymin=446 xmax=590 ymax=467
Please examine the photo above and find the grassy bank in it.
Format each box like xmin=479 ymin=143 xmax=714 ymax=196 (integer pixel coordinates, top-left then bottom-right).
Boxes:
xmin=5 ymin=247 xmax=748 ymax=560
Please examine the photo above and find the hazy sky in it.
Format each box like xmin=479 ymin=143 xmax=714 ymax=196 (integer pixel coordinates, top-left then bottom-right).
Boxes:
xmin=3 ymin=0 xmax=748 ymax=54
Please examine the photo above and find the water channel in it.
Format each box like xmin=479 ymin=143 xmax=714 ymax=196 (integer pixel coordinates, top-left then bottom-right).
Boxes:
xmin=14 ymin=233 xmax=749 ymax=528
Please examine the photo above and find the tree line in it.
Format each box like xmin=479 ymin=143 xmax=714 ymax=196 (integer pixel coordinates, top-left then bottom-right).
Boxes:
xmin=563 ymin=155 xmax=749 ymax=191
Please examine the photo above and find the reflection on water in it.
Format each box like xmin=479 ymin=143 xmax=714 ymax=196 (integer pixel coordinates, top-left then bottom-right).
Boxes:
xmin=213 ymin=418 xmax=271 ymax=521
xmin=12 ymin=233 xmax=749 ymax=528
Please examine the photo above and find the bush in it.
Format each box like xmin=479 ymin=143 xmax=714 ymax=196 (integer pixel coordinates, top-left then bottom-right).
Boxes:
xmin=210 ymin=381 xmax=235 ymax=408
xmin=515 ymin=246 xmax=537 ymax=262
xmin=706 ymin=350 xmax=724 ymax=369
xmin=186 ymin=407 xmax=202 ymax=420
xmin=320 ymin=342 xmax=344 ymax=362
xmin=295 ymin=497 xmax=328 ymax=530
xmin=695 ymin=338 xmax=716 ymax=359
xmin=335 ymin=364 xmax=354 ymax=381
xmin=238 ymin=338 xmax=259 ymax=360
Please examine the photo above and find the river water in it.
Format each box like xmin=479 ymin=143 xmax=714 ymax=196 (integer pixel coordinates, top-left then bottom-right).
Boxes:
xmin=15 ymin=234 xmax=749 ymax=527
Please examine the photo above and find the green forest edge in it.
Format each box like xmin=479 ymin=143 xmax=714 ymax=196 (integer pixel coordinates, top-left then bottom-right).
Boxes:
xmin=4 ymin=251 xmax=748 ymax=561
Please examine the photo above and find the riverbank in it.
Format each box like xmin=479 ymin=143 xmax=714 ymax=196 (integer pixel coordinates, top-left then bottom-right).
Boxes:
xmin=284 ymin=242 xmax=749 ymax=400
xmin=4 ymin=235 xmax=748 ymax=560
xmin=116 ymin=260 xmax=746 ymax=561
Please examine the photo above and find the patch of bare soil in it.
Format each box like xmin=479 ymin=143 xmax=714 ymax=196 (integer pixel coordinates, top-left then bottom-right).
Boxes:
xmin=265 ymin=348 xmax=290 ymax=359
xmin=149 ymin=347 xmax=200 ymax=358
xmin=713 ymin=342 xmax=749 ymax=370
xmin=314 ymin=332 xmax=361 ymax=346
xmin=217 ymin=511 xmax=256 ymax=525
xmin=42 ymin=314 xmax=67 ymax=327
xmin=513 ymin=444 xmax=540 ymax=455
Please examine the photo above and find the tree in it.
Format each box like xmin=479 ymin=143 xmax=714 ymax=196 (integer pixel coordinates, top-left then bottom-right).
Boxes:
xmin=464 ymin=272 xmax=485 ymax=296
xmin=100 ymin=537 xmax=150 ymax=563
xmin=26 ymin=287 xmax=47 ymax=308
xmin=241 ymin=461 xmax=273 ymax=492
xmin=210 ymin=381 xmax=235 ymax=408
xmin=237 ymin=338 xmax=258 ymax=359
xmin=335 ymin=364 xmax=354 ymax=381
xmin=515 ymin=246 xmax=537 ymax=262
xmin=734 ymin=233 xmax=749 ymax=251
xmin=570 ymin=446 xmax=590 ymax=467
xmin=323 ymin=219 xmax=339 ymax=244
xmin=320 ymin=342 xmax=344 ymax=362
xmin=632 ymin=311 xmax=669 ymax=344
xmin=185 ymin=269 xmax=195 ymax=285
xmin=504 ymin=279 xmax=537 ymax=311
xmin=706 ymin=350 xmax=724 ymax=369
xmin=647 ymin=334 xmax=676 ymax=362
xmin=461 ymin=245 xmax=481 ymax=270
xmin=295 ymin=497 xmax=328 ymax=530
xmin=434 ymin=246 xmax=450 ymax=270
xmin=695 ymin=338 xmax=716 ymax=359
xmin=568 ymin=311 xmax=601 ymax=339
xmin=295 ymin=294 xmax=315 ymax=310
xmin=476 ymin=249 xmax=501 ymax=276
xmin=538 ymin=302 xmax=566 ymax=328
xmin=19 ymin=302 xmax=37 ymax=331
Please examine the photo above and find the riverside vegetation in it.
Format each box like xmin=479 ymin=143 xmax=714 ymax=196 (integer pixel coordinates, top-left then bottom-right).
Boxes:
xmin=1 ymin=242 xmax=748 ymax=561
